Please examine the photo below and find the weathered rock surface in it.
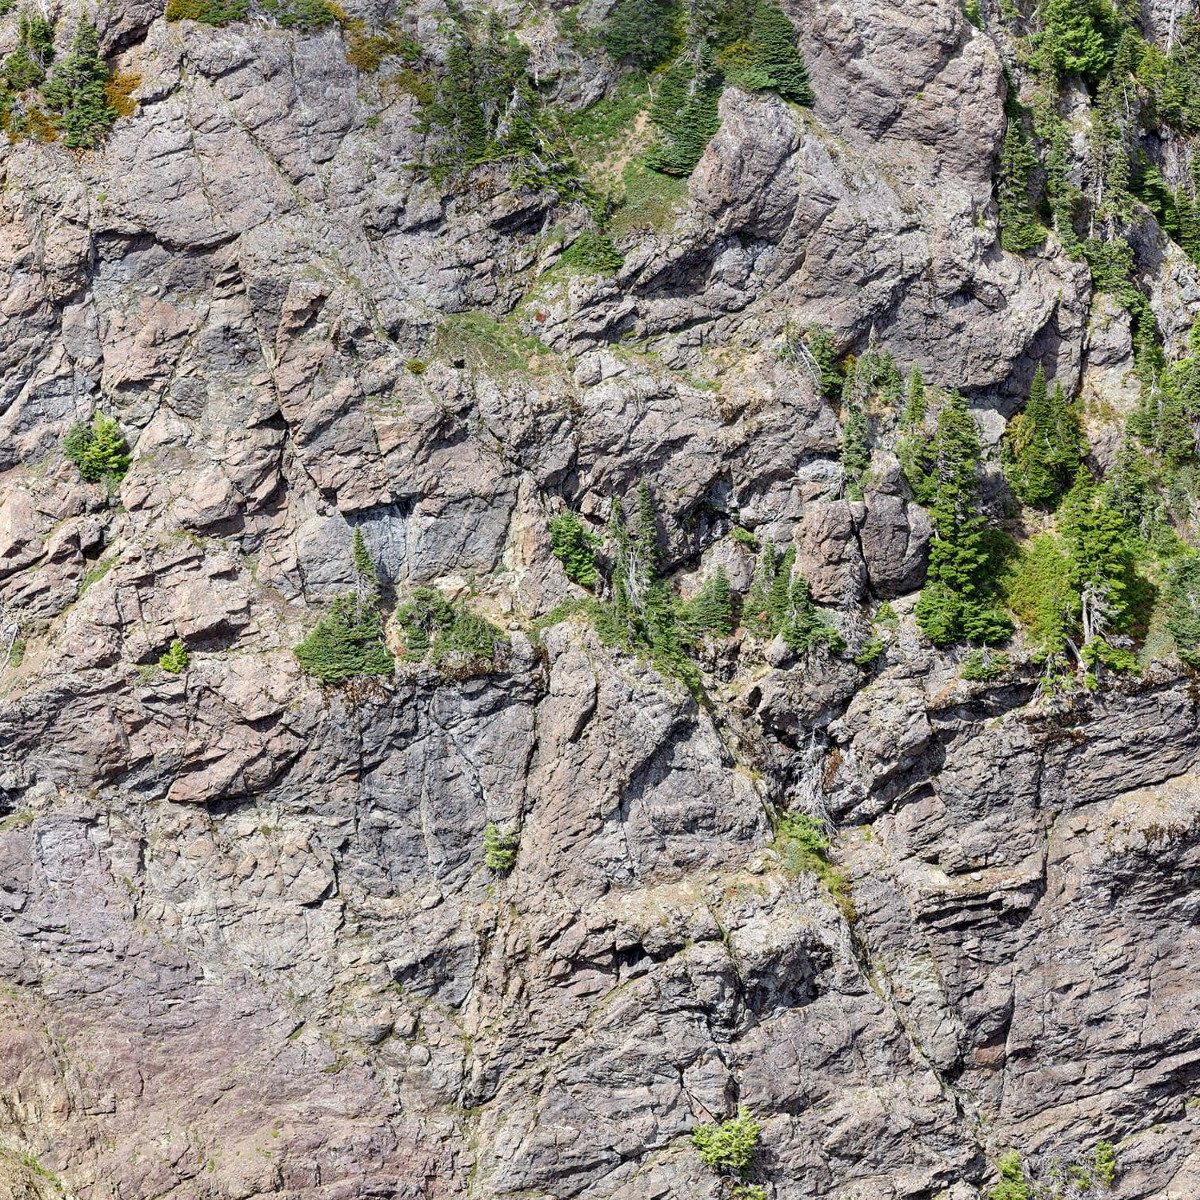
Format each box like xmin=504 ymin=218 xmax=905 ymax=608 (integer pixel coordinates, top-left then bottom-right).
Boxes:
xmin=0 ymin=0 xmax=1197 ymax=1197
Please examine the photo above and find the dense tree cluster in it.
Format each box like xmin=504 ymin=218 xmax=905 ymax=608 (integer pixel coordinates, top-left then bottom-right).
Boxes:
xmin=997 ymin=122 xmax=1045 ymax=254
xmin=1004 ymin=366 xmax=1084 ymax=509
xmin=0 ymin=15 xmax=123 ymax=147
xmin=417 ymin=14 xmax=581 ymax=193
xmin=602 ymin=0 xmax=681 ymax=70
xmin=629 ymin=0 xmax=813 ymax=177
xmin=1034 ymin=0 xmax=1116 ymax=83
xmin=646 ymin=45 xmax=725 ymax=176
xmin=744 ymin=544 xmax=843 ymax=654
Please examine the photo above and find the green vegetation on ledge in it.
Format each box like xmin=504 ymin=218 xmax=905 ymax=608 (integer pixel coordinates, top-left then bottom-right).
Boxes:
xmin=63 ymin=413 xmax=131 ymax=484
xmin=294 ymin=530 xmax=395 ymax=684
xmin=483 ymin=822 xmax=518 ymax=872
xmin=692 ymin=1106 xmax=760 ymax=1176
xmin=772 ymin=811 xmax=855 ymax=919
xmin=0 ymin=15 xmax=124 ymax=147
xmin=394 ymin=588 xmax=507 ymax=671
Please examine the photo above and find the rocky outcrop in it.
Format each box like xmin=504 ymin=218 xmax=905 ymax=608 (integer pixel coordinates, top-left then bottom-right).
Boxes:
xmin=0 ymin=0 xmax=1197 ymax=1197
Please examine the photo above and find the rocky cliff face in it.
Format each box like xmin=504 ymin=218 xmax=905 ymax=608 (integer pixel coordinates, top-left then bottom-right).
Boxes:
xmin=2 ymin=0 xmax=1199 ymax=1197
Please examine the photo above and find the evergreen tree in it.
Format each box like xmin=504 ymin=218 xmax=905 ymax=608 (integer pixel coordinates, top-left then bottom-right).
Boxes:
xmin=549 ymin=509 xmax=600 ymax=588
xmin=596 ymin=485 xmax=699 ymax=684
xmin=423 ymin=34 xmax=490 ymax=163
xmin=1177 ymin=157 xmax=1200 ymax=263
xmin=805 ymin=324 xmax=843 ymax=399
xmin=1089 ymin=75 xmax=1135 ymax=231
xmin=767 ymin=544 xmax=795 ymax=633
xmin=1165 ymin=553 xmax=1200 ymax=668
xmin=1043 ymin=119 xmax=1083 ymax=256
xmin=780 ymin=574 xmax=843 ymax=654
xmin=1059 ymin=466 xmax=1136 ymax=663
xmin=351 ymin=527 xmax=376 ymax=584
xmin=603 ymin=0 xmax=680 ymax=70
xmin=63 ymin=413 xmax=130 ymax=483
xmin=633 ymin=482 xmax=661 ymax=578
xmin=1136 ymin=326 xmax=1200 ymax=468
xmin=1104 ymin=437 xmax=1162 ymax=535
xmin=741 ymin=543 xmax=841 ymax=652
xmin=483 ymin=822 xmax=518 ymax=872
xmin=295 ymin=538 xmax=394 ymax=682
xmin=294 ymin=593 xmax=395 ymax=682
xmin=419 ymin=19 xmax=580 ymax=192
xmin=860 ymin=345 xmax=902 ymax=406
xmin=841 ymin=399 xmax=871 ymax=500
xmin=1037 ymin=0 xmax=1113 ymax=81
xmin=681 ymin=568 xmax=734 ymax=638
xmin=634 ymin=484 xmax=680 ymax=653
xmin=4 ymin=12 xmax=54 ymax=91
xmin=743 ymin=0 xmax=812 ymax=103
xmin=607 ymin=496 xmax=634 ymax=637
xmin=997 ymin=122 xmax=1045 ymax=254
xmin=1163 ymin=15 xmax=1200 ymax=132
xmin=394 ymin=587 xmax=454 ymax=658
xmin=1005 ymin=366 xmax=1084 ymax=508
xmin=744 ymin=542 xmax=777 ymax=635
xmin=41 ymin=18 xmax=115 ymax=149
xmin=900 ymin=366 xmax=926 ymax=427
xmin=914 ymin=393 xmax=1012 ymax=646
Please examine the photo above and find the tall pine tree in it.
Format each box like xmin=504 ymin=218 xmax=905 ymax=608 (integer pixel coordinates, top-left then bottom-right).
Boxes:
xmin=1059 ymin=466 xmax=1134 ymax=656
xmin=914 ymin=393 xmax=1012 ymax=646
xmin=997 ymin=122 xmax=1045 ymax=254
xmin=1037 ymin=0 xmax=1113 ymax=82
xmin=743 ymin=0 xmax=812 ymax=103
xmin=1005 ymin=366 xmax=1084 ymax=509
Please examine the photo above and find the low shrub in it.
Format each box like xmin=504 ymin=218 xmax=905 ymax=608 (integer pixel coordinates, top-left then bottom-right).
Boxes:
xmin=692 ymin=1106 xmax=760 ymax=1175
xmin=483 ymin=822 xmax=518 ymax=872
xmin=63 ymin=413 xmax=130 ymax=484
xmin=394 ymin=588 xmax=506 ymax=670
xmin=989 ymin=1152 xmax=1031 ymax=1200
xmin=854 ymin=634 xmax=885 ymax=666
xmin=164 ymin=0 xmax=248 ymax=24
xmin=261 ymin=0 xmax=337 ymax=31
xmin=104 ymin=70 xmax=140 ymax=118
xmin=561 ymin=228 xmax=625 ymax=274
xmin=960 ymin=648 xmax=1010 ymax=681
xmin=158 ymin=638 xmax=190 ymax=674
